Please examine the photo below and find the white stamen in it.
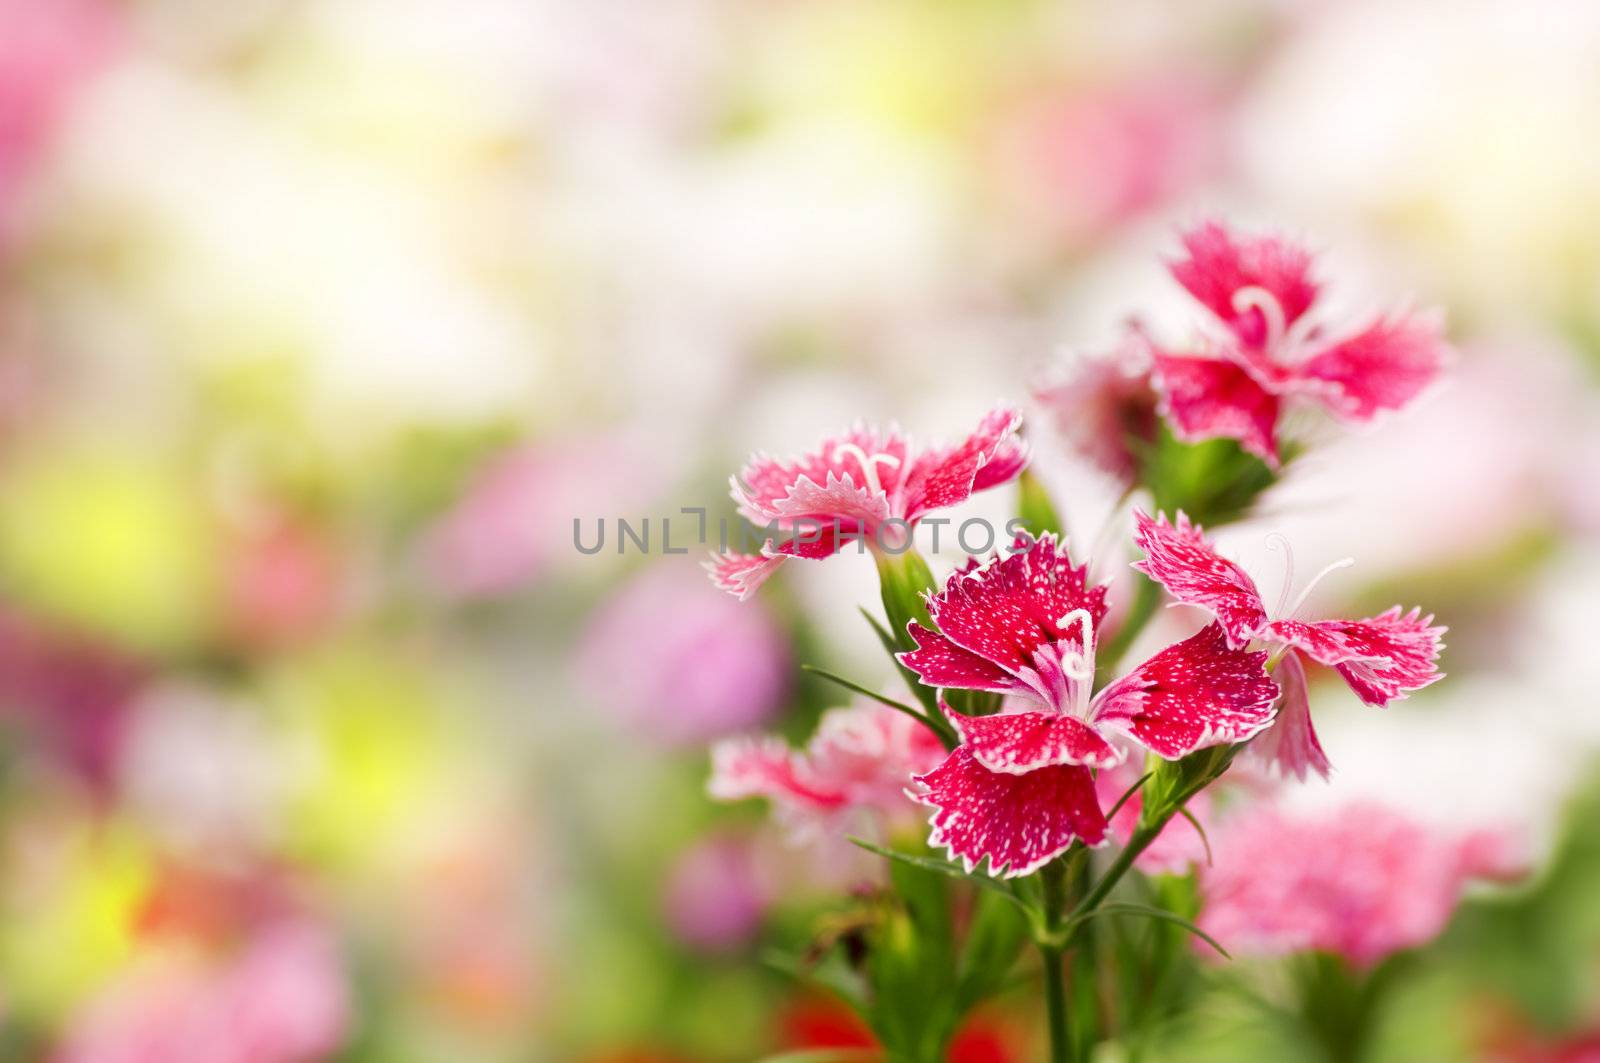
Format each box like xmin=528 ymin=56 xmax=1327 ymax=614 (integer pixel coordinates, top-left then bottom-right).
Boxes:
xmin=1264 ymin=530 xmax=1356 ymax=620
xmin=1055 ymin=608 xmax=1098 ymax=715
xmin=831 ymin=442 xmax=900 ymax=498
xmin=1232 ymin=285 xmax=1288 ymax=350
xmin=1283 ymin=557 xmax=1356 ymax=620
xmin=1264 ymin=532 xmax=1296 ymax=618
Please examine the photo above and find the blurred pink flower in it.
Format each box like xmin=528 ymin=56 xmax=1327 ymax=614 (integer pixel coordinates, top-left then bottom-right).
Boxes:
xmin=578 ymin=560 xmax=789 ymax=745
xmin=708 ymin=406 xmax=1027 ymax=599
xmin=990 ymin=74 xmax=1223 ymax=242
xmin=57 ymin=919 xmax=348 ymax=1063
xmin=426 ymin=434 xmax=663 ymax=598
xmin=709 ymin=701 xmax=946 ymax=843
xmin=0 ymin=608 xmax=144 ymax=793
xmin=1197 ymin=802 xmax=1522 ymax=967
xmin=662 ymin=834 xmax=769 ymax=953
xmin=1134 ymin=510 xmax=1445 ymax=780
xmin=221 ymin=514 xmax=341 ymax=653
xmin=0 ymin=0 xmax=118 ymax=246
xmin=1032 ymin=340 xmax=1159 ymax=483
xmin=1149 ymin=221 xmax=1449 ymax=466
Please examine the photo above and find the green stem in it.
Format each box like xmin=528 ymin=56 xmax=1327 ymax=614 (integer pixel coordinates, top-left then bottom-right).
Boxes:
xmin=1096 ymin=572 xmax=1161 ymax=685
xmin=1039 ymin=860 xmax=1071 ymax=1063
xmin=1070 ymin=821 xmax=1162 ymax=922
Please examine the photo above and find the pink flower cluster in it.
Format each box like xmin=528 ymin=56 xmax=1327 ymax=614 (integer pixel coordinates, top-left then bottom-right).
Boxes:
xmin=1036 ymin=221 xmax=1448 ymax=474
xmin=1198 ymin=803 xmax=1522 ymax=967
xmin=902 ymin=533 xmax=1277 ymax=876
xmin=708 ymin=406 xmax=1027 ymax=599
xmin=709 ymin=701 xmax=947 ymax=842
xmin=1133 ymin=510 xmax=1445 ymax=780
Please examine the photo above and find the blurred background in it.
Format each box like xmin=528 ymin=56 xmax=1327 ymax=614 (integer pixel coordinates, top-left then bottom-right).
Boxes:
xmin=1 ymin=0 xmax=1599 ymax=1060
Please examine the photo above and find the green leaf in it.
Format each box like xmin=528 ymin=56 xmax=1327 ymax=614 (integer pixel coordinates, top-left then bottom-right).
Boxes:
xmin=801 ymin=665 xmax=927 ymax=724
xmin=1072 ymin=902 xmax=1231 ymax=958
xmin=1176 ymin=804 xmax=1213 ymax=866
xmin=956 ymin=885 xmax=1030 ymax=1009
xmin=1016 ymin=467 xmax=1062 ymax=538
xmin=1105 ymin=771 xmax=1152 ymax=821
xmin=760 ymin=948 xmax=868 ymax=1011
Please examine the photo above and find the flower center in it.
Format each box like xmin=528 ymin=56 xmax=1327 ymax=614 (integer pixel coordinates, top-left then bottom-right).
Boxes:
xmin=1231 ymin=285 xmax=1320 ymax=362
xmin=1055 ymin=607 xmax=1098 ymax=717
xmin=1264 ymin=531 xmax=1355 ymax=621
xmin=830 ymin=442 xmax=901 ymax=499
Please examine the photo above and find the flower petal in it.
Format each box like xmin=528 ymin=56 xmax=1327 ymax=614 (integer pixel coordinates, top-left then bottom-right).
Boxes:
xmin=704 ymin=552 xmax=785 ymax=601
xmin=1132 ymin=510 xmax=1268 ymax=647
xmin=1295 ymin=312 xmax=1447 ymax=421
xmin=899 ymin=623 xmax=1032 ymax=696
xmin=733 ymin=423 xmax=910 ymax=524
xmin=707 ymin=736 xmax=848 ymax=811
xmin=901 ymin=405 xmax=1026 ymax=521
xmin=1032 ymin=343 xmax=1159 ymax=482
xmin=1091 ymin=623 xmax=1278 ymax=759
xmin=915 ymin=747 xmax=1107 ymax=878
xmin=1149 ymin=349 xmax=1282 ymax=466
xmin=1168 ymin=221 xmax=1319 ymax=348
xmin=1246 ymin=650 xmax=1331 ymax=781
xmin=923 ymin=533 xmax=1110 ymax=687
xmin=944 ymin=704 xmax=1123 ymax=773
xmin=1261 ymin=618 xmax=1373 ymax=667
xmin=1325 ymin=606 xmax=1446 ymax=706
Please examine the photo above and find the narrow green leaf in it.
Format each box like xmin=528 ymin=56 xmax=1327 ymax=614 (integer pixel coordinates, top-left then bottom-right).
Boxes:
xmin=1176 ymin=804 xmax=1213 ymax=866
xmin=760 ymin=949 xmax=868 ymax=1010
xmin=1105 ymin=771 xmax=1152 ymax=821
xmin=801 ymin=665 xmax=923 ymax=720
xmin=847 ymin=837 xmax=1033 ymax=916
xmin=1073 ymin=902 xmax=1231 ymax=958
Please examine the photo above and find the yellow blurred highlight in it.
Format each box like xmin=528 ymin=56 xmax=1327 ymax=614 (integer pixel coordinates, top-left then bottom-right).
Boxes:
xmin=267 ymin=646 xmax=461 ymax=870
xmin=0 ymin=450 xmax=216 ymax=652
xmin=0 ymin=824 xmax=153 ymax=1018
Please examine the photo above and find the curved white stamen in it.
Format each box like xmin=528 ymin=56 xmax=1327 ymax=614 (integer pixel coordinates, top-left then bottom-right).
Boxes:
xmin=1264 ymin=532 xmax=1296 ymax=618
xmin=1055 ymin=608 xmax=1098 ymax=715
xmin=1283 ymin=557 xmax=1356 ymax=620
xmin=831 ymin=442 xmax=901 ymax=498
xmin=1232 ymin=285 xmax=1288 ymax=350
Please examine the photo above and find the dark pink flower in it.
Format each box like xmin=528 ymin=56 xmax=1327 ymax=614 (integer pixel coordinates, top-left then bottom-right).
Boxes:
xmin=1198 ymin=802 xmax=1521 ymax=967
xmin=900 ymin=534 xmax=1277 ymax=876
xmin=1149 ymin=221 xmax=1448 ymax=466
xmin=707 ymin=406 xmax=1027 ymax=599
xmin=708 ymin=701 xmax=947 ymax=843
xmin=1133 ymin=510 xmax=1445 ymax=780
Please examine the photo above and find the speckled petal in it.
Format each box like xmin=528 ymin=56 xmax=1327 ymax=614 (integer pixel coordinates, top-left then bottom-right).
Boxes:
xmin=901 ymin=405 xmax=1026 ymax=522
xmin=945 ymin=705 xmax=1123 ymax=773
xmin=899 ymin=623 xmax=1031 ymax=696
xmin=1150 ymin=350 xmax=1282 ymax=466
xmin=1247 ymin=650 xmax=1331 ymax=781
xmin=1168 ymin=221 xmax=1319 ymax=349
xmin=1132 ymin=510 xmax=1268 ymax=647
xmin=1091 ymin=623 xmax=1277 ymax=759
xmin=923 ymin=533 xmax=1109 ymax=684
xmin=915 ymin=748 xmax=1107 ymax=878
xmin=1295 ymin=312 xmax=1447 ymax=421
xmin=1324 ymin=607 xmax=1446 ymax=706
